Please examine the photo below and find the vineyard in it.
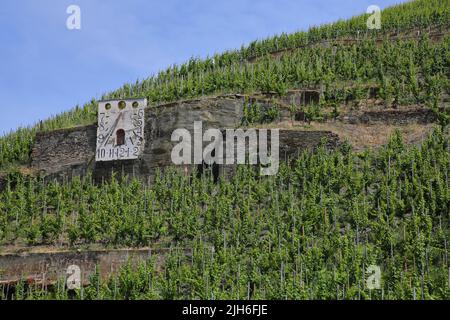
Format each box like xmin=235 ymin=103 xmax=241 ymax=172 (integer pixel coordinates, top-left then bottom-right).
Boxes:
xmin=0 ymin=0 xmax=449 ymax=300
xmin=1 ymin=130 xmax=449 ymax=299
xmin=1 ymin=0 xmax=449 ymax=170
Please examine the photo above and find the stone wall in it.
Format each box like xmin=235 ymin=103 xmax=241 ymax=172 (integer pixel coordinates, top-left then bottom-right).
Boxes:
xmin=31 ymin=124 xmax=97 ymax=177
xmin=339 ymin=107 xmax=438 ymax=125
xmin=27 ymin=94 xmax=443 ymax=185
xmin=29 ymin=99 xmax=437 ymax=185
xmin=29 ymin=95 xmax=340 ymax=183
xmin=0 ymin=248 xmax=189 ymax=286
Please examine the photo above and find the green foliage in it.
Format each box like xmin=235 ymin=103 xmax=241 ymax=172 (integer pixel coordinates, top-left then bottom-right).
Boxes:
xmin=241 ymin=0 xmax=449 ymax=60
xmin=0 ymin=101 xmax=97 ymax=168
xmin=264 ymin=106 xmax=281 ymax=123
xmin=242 ymin=102 xmax=281 ymax=125
xmin=0 ymin=129 xmax=448 ymax=300
xmin=242 ymin=102 xmax=264 ymax=125
xmin=304 ymin=103 xmax=326 ymax=122
xmin=0 ymin=0 xmax=449 ymax=300
xmin=1 ymin=0 xmax=449 ymax=169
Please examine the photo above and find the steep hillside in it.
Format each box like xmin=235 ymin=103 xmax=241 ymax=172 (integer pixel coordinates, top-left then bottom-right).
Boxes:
xmin=0 ymin=0 xmax=449 ymax=300
xmin=0 ymin=0 xmax=449 ymax=170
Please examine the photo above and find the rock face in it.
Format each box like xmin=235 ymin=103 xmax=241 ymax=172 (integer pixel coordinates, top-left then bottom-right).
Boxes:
xmin=29 ymin=95 xmax=340 ymax=183
xmin=339 ymin=107 xmax=437 ymax=125
xmin=28 ymin=94 xmax=442 ymax=184
xmin=0 ymin=248 xmax=184 ymax=287
xmin=31 ymin=124 xmax=97 ymax=177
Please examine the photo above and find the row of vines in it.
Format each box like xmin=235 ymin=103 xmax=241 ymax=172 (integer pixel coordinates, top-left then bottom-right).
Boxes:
xmin=1 ymin=34 xmax=449 ymax=168
xmin=1 ymin=129 xmax=449 ymax=299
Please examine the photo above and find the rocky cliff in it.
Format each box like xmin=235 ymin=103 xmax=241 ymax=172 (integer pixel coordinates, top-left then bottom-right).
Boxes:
xmin=30 ymin=94 xmax=341 ymax=183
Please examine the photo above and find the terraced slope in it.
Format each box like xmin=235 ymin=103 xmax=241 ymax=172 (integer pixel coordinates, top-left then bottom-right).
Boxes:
xmin=0 ymin=0 xmax=449 ymax=300
xmin=1 ymin=0 xmax=449 ymax=170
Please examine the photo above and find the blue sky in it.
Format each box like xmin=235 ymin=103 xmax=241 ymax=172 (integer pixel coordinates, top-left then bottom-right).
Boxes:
xmin=0 ymin=0 xmax=408 ymax=135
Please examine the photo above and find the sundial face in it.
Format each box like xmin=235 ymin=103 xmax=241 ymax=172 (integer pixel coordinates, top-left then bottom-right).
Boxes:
xmin=96 ymin=99 xmax=146 ymax=162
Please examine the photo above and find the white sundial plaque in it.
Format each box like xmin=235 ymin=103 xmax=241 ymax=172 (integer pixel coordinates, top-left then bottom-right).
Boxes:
xmin=95 ymin=99 xmax=146 ymax=161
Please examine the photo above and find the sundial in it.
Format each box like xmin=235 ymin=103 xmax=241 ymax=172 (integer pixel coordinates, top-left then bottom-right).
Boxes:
xmin=95 ymin=99 xmax=146 ymax=161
